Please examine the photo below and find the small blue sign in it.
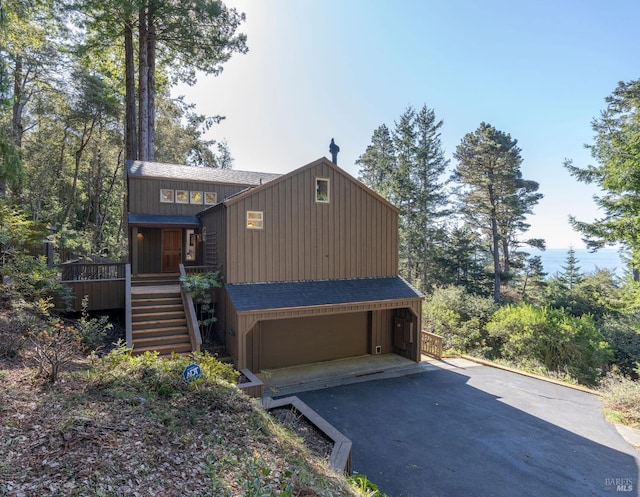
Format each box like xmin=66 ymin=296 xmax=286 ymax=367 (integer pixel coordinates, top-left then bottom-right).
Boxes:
xmin=183 ymin=363 xmax=202 ymax=383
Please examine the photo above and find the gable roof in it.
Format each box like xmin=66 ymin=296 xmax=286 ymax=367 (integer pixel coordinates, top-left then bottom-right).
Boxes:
xmin=127 ymin=160 xmax=281 ymax=186
xmin=225 ymin=277 xmax=422 ymax=312
xmin=221 ymin=157 xmax=400 ymax=213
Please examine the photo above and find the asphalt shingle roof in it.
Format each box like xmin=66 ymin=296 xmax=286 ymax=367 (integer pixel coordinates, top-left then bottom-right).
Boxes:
xmin=127 ymin=160 xmax=281 ymax=186
xmin=128 ymin=213 xmax=200 ymax=226
xmin=225 ymin=277 xmax=422 ymax=312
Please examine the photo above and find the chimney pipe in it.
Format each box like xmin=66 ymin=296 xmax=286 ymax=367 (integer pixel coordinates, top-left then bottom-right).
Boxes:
xmin=329 ymin=138 xmax=340 ymax=165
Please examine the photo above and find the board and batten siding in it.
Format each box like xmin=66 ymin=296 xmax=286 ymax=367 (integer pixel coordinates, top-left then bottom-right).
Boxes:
xmin=224 ymin=159 xmax=399 ymax=284
xmin=128 ymin=177 xmax=250 ymax=216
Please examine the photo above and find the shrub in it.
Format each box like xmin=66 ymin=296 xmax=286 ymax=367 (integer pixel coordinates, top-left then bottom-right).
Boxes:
xmin=602 ymin=314 xmax=640 ymax=379
xmin=423 ymin=286 xmax=496 ymax=353
xmin=486 ymin=304 xmax=613 ymax=385
xmin=30 ymin=318 xmax=84 ymax=383
xmin=601 ymin=373 xmax=640 ymax=428
xmin=180 ymin=270 xmax=223 ymax=341
xmin=89 ymin=343 xmax=239 ymax=397
xmin=75 ymin=296 xmax=112 ymax=351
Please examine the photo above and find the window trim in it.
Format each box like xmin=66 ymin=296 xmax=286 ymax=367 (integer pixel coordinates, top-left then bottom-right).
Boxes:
xmin=315 ymin=177 xmax=330 ymax=203
xmin=246 ymin=210 xmax=264 ymax=230
xmin=190 ymin=191 xmax=203 ymax=204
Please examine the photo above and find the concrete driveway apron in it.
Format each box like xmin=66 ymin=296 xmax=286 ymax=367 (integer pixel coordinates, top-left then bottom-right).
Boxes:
xmin=296 ymin=359 xmax=640 ymax=497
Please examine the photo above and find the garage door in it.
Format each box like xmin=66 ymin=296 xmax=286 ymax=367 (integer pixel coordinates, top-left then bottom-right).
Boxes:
xmin=259 ymin=312 xmax=369 ymax=369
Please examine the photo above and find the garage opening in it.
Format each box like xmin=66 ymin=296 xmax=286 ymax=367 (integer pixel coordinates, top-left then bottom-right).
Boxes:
xmin=256 ymin=312 xmax=369 ymax=370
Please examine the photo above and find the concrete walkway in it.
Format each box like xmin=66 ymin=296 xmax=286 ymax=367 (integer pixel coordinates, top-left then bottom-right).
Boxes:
xmin=258 ymin=354 xmax=435 ymax=398
xmin=273 ymin=357 xmax=640 ymax=497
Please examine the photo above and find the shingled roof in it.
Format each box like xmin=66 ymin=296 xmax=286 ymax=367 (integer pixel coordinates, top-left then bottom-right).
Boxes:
xmin=225 ymin=277 xmax=423 ymax=312
xmin=127 ymin=160 xmax=281 ymax=186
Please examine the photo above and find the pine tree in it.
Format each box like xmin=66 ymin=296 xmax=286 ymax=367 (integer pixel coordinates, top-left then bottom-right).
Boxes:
xmin=357 ymin=105 xmax=450 ymax=291
xmin=453 ymin=122 xmax=543 ymax=302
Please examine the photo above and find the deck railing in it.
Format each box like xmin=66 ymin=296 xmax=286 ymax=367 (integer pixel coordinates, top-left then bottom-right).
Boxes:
xmin=125 ymin=264 xmax=132 ymax=348
xmin=61 ymin=262 xmax=127 ymax=281
xmin=421 ymin=331 xmax=444 ymax=359
xmin=183 ymin=265 xmax=218 ymax=275
xmin=58 ymin=262 xmax=128 ymax=311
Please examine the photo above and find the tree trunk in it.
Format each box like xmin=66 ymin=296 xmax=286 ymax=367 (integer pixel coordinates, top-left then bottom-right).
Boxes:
xmin=137 ymin=5 xmax=149 ymax=161
xmin=147 ymin=14 xmax=156 ymax=161
xmin=124 ymin=20 xmax=137 ymax=161
xmin=489 ymin=186 xmax=502 ymax=302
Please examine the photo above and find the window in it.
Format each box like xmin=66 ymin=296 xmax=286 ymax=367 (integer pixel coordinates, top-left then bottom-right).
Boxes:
xmin=160 ymin=189 xmax=175 ymax=203
xmin=176 ymin=190 xmax=189 ymax=204
xmin=205 ymin=192 xmax=218 ymax=205
xmin=246 ymin=210 xmax=263 ymax=230
xmin=190 ymin=191 xmax=203 ymax=204
xmin=185 ymin=229 xmax=196 ymax=261
xmin=315 ymin=178 xmax=329 ymax=203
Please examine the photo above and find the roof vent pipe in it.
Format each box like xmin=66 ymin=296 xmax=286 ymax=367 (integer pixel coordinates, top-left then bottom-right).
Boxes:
xmin=329 ymin=138 xmax=340 ymax=165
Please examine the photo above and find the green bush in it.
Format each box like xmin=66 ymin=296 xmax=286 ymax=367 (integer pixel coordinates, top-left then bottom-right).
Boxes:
xmin=75 ymin=296 xmax=112 ymax=350
xmin=30 ymin=316 xmax=84 ymax=383
xmin=423 ymin=286 xmax=496 ymax=353
xmin=602 ymin=314 xmax=640 ymax=379
xmin=89 ymin=343 xmax=239 ymax=397
xmin=180 ymin=270 xmax=223 ymax=341
xmin=486 ymin=304 xmax=613 ymax=385
xmin=601 ymin=373 xmax=640 ymax=428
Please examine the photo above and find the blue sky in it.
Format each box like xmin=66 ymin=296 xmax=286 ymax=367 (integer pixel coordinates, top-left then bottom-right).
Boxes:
xmin=175 ymin=0 xmax=640 ymax=248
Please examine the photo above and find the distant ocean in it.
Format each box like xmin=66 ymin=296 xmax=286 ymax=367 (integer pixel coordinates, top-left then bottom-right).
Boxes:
xmin=527 ymin=248 xmax=627 ymax=278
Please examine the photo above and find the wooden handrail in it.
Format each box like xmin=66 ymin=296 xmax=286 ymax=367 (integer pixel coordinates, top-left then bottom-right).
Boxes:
xmin=179 ymin=264 xmax=202 ymax=352
xmin=125 ymin=264 xmax=132 ymax=348
xmin=183 ymin=265 xmax=217 ymax=274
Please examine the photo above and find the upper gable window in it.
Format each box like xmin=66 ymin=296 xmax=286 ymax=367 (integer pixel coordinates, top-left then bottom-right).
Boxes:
xmin=160 ymin=189 xmax=174 ymax=203
xmin=246 ymin=210 xmax=263 ymax=230
xmin=190 ymin=191 xmax=203 ymax=204
xmin=316 ymin=178 xmax=330 ymax=203
xmin=205 ymin=192 xmax=218 ymax=205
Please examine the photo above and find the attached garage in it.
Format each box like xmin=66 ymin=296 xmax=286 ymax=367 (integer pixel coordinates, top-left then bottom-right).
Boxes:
xmin=224 ymin=277 xmax=423 ymax=372
xmin=257 ymin=312 xmax=369 ymax=369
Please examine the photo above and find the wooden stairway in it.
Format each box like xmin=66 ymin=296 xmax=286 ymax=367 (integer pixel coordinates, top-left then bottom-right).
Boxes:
xmin=130 ymin=274 xmax=192 ymax=356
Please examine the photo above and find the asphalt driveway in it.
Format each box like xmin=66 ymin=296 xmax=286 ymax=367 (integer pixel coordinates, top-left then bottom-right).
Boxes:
xmin=296 ymin=359 xmax=640 ymax=497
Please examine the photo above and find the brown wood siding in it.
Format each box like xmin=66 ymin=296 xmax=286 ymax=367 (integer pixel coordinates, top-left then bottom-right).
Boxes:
xmin=128 ymin=177 xmax=250 ymax=216
xmin=371 ymin=309 xmax=394 ymax=354
xmin=225 ymin=161 xmax=398 ymax=283
xmin=62 ymin=280 xmax=125 ymax=311
xmin=138 ymin=228 xmax=162 ymax=273
xmin=257 ymin=312 xmax=369 ymax=370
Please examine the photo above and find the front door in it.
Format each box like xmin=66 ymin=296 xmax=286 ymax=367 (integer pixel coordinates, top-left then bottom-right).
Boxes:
xmin=161 ymin=228 xmax=181 ymax=272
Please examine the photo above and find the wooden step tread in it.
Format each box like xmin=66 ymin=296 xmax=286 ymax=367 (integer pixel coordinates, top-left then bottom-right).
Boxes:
xmin=132 ymin=310 xmax=185 ymax=321
xmin=132 ymin=343 xmax=193 ymax=355
xmin=132 ymin=305 xmax=184 ymax=314
xmin=133 ymin=334 xmax=191 ymax=347
xmin=132 ymin=318 xmax=187 ymax=330
xmin=132 ymin=326 xmax=188 ymax=338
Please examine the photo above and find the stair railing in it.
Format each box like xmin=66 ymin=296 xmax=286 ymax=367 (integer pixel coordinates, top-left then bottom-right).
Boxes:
xmin=179 ymin=264 xmax=202 ymax=352
xmin=125 ymin=264 xmax=132 ymax=348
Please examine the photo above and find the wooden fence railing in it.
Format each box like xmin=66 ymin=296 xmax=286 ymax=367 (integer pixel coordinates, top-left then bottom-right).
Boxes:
xmin=60 ymin=262 xmax=127 ymax=281
xmin=58 ymin=262 xmax=128 ymax=311
xmin=183 ymin=265 xmax=218 ymax=275
xmin=421 ymin=331 xmax=444 ymax=359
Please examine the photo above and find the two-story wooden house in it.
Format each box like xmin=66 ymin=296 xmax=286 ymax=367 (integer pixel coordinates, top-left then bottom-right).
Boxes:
xmin=65 ymin=157 xmax=423 ymax=371
xmin=197 ymin=157 xmax=423 ymax=371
